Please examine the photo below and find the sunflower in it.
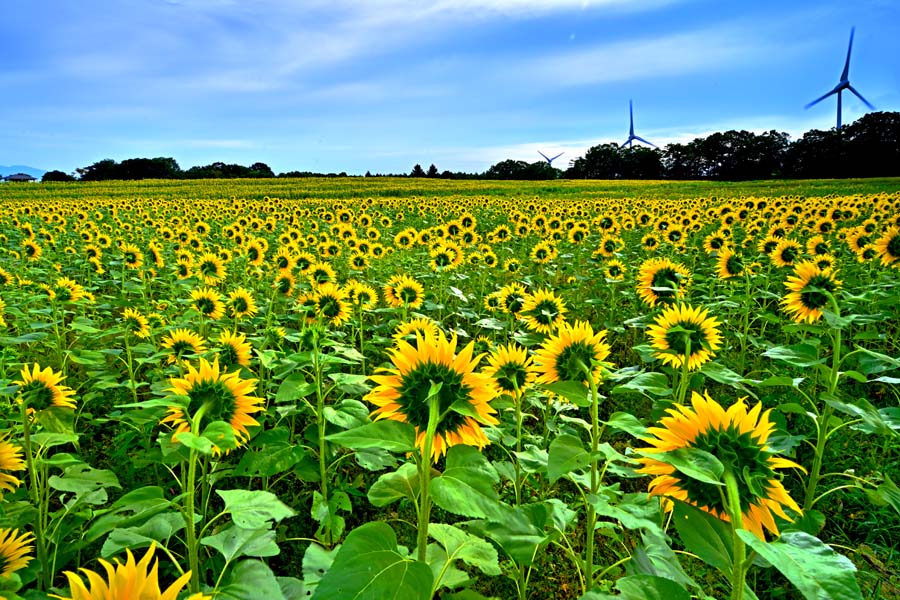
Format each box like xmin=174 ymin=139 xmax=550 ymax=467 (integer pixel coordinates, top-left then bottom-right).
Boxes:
xmin=54 ymin=277 xmax=87 ymax=303
xmin=122 ymin=308 xmax=151 ymax=339
xmin=392 ymin=317 xmax=440 ymax=346
xmin=15 ymin=363 xmax=76 ymax=412
xmin=873 ymin=225 xmax=900 ymax=268
xmin=273 ymin=271 xmax=295 ymax=296
xmin=314 ymin=282 xmax=351 ymax=327
xmin=0 ymin=433 xmax=25 ymax=500
xmin=636 ymin=257 xmax=691 ymax=308
xmin=498 ymin=282 xmax=528 ymax=316
xmin=273 ymin=246 xmax=296 ymax=272
xmin=160 ymin=328 xmax=208 ymax=364
xmin=604 ymin=259 xmax=626 ymax=281
xmin=348 ymin=282 xmax=378 ymax=310
xmin=22 ymin=239 xmax=42 ymax=261
xmin=771 ymin=239 xmax=803 ymax=268
xmin=0 ymin=528 xmax=34 ymax=577
xmin=530 ymin=240 xmax=557 ymax=264
xmin=384 ymin=274 xmax=425 ymax=310
xmin=245 ymin=238 xmax=266 ymax=266
xmin=520 ymin=288 xmax=567 ymax=334
xmin=121 ymin=243 xmax=144 ymax=270
xmin=483 ymin=343 xmax=534 ymax=398
xmin=190 ymin=287 xmax=225 ymax=320
xmin=716 ymin=248 xmax=744 ymax=279
xmin=636 ymin=391 xmax=803 ymax=540
xmin=646 ymin=304 xmax=722 ymax=371
xmin=503 ymin=259 xmax=521 ymax=274
xmin=218 ymin=331 xmax=252 ymax=369
xmin=307 ymin=261 xmax=336 ymax=286
xmin=196 ymin=252 xmax=226 ymax=285
xmin=531 ymin=320 xmax=611 ymax=387
xmin=641 ymin=233 xmax=660 ymax=251
xmin=0 ymin=297 xmax=6 ymax=328
xmin=227 ymin=287 xmax=258 ymax=319
xmin=53 ymin=543 xmax=196 ymax=600
xmin=0 ymin=266 xmax=12 ymax=286
xmin=366 ymin=330 xmax=499 ymax=461
xmin=781 ymin=260 xmax=842 ymax=324
xmin=175 ymin=258 xmax=193 ymax=279
xmin=162 ymin=357 xmax=263 ymax=451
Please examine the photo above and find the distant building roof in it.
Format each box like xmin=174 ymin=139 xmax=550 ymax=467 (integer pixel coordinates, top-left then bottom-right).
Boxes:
xmin=2 ymin=173 xmax=37 ymax=182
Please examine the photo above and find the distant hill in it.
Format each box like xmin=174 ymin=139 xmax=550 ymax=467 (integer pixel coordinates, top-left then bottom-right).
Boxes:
xmin=0 ymin=165 xmax=46 ymax=179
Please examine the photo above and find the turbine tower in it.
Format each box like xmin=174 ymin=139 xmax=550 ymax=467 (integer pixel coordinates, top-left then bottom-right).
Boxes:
xmin=805 ymin=27 xmax=874 ymax=130
xmin=623 ymin=100 xmax=656 ymax=148
xmin=537 ymin=150 xmax=564 ymax=166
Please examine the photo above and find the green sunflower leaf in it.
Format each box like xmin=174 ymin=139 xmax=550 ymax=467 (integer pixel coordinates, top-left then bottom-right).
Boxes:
xmin=217 ymin=489 xmax=295 ymax=529
xmin=310 ymin=522 xmax=433 ymax=600
xmin=429 ymin=523 xmax=501 ymax=577
xmin=671 ymin=500 xmax=733 ymax=577
xmin=762 ymin=343 xmax=827 ymax=368
xmin=580 ymin=574 xmax=692 ymax=599
xmin=650 ymin=448 xmax=724 ymax=487
xmin=542 ymin=380 xmax=591 ymax=406
xmin=547 ymin=434 xmax=591 ymax=483
xmin=218 ymin=560 xmax=287 ymax=600
xmin=368 ymin=462 xmax=420 ymax=507
xmin=610 ymin=372 xmax=671 ymax=398
xmin=326 ymin=419 xmax=416 ymax=453
xmin=737 ymin=530 xmax=863 ymax=600
xmin=431 ymin=445 xmax=502 ymax=519
xmin=201 ymin=525 xmax=280 ymax=562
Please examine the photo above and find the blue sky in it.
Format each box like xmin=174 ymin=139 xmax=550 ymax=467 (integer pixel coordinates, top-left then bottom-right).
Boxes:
xmin=2 ymin=0 xmax=898 ymax=175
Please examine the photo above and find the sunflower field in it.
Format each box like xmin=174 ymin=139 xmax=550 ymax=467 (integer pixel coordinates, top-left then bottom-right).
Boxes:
xmin=0 ymin=178 xmax=898 ymax=600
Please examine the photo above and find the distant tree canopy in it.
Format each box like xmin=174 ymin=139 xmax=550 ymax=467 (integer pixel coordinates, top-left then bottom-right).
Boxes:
xmin=41 ymin=170 xmax=76 ymax=182
xmin=47 ymin=111 xmax=900 ymax=182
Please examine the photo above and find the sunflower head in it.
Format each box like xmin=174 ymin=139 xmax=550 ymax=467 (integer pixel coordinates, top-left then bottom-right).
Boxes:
xmin=314 ymin=282 xmax=351 ymax=327
xmin=218 ymin=331 xmax=253 ymax=369
xmin=392 ymin=317 xmax=440 ymax=347
xmin=54 ymin=543 xmax=194 ymax=600
xmin=384 ymin=274 xmax=424 ymax=310
xmin=0 ymin=434 xmax=25 ymax=500
xmin=190 ymin=287 xmax=225 ymax=320
xmin=0 ymin=528 xmax=34 ymax=577
xmin=162 ymin=357 xmax=263 ymax=452
xmin=781 ymin=260 xmax=842 ymax=324
xmin=874 ymin=225 xmax=900 ymax=267
xmin=14 ymin=364 xmax=76 ymax=413
xmin=636 ymin=258 xmax=691 ymax=308
xmin=646 ymin=303 xmax=722 ymax=371
xmin=519 ymin=288 xmax=567 ymax=335
xmin=228 ymin=287 xmax=258 ymax=319
xmin=531 ymin=320 xmax=611 ymax=387
xmin=366 ymin=330 xmax=499 ymax=462
xmin=636 ymin=391 xmax=803 ymax=539
xmin=161 ymin=328 xmax=208 ymax=364
xmin=484 ymin=343 xmax=534 ymax=398
xmin=122 ymin=308 xmax=151 ymax=339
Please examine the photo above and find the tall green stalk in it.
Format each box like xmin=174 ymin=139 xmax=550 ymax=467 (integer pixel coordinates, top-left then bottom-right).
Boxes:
xmin=723 ymin=470 xmax=747 ymax=600
xmin=311 ymin=330 xmax=333 ymax=545
xmin=417 ymin=394 xmax=441 ymax=563
xmin=20 ymin=402 xmax=51 ymax=591
xmin=579 ymin=361 xmax=604 ymax=591
xmin=182 ymin=403 xmax=209 ymax=595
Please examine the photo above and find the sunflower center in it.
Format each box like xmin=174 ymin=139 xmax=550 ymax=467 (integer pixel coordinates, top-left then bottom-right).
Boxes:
xmin=200 ymin=260 xmax=218 ymax=276
xmin=664 ymin=322 xmax=705 ymax=355
xmin=317 ymin=295 xmax=343 ymax=319
xmin=725 ymin=255 xmax=743 ymax=276
xmin=396 ymin=361 xmax=470 ymax=436
xmin=676 ymin=427 xmax=775 ymax=513
xmin=887 ymin=235 xmax=900 ymax=258
xmin=434 ymin=252 xmax=451 ymax=267
xmin=125 ymin=252 xmax=138 ymax=264
xmin=651 ymin=268 xmax=680 ymax=302
xmin=398 ymin=286 xmax=419 ymax=304
xmin=186 ymin=380 xmax=237 ymax=424
xmin=800 ymin=274 xmax=837 ymax=310
xmin=554 ymin=341 xmax=595 ymax=382
xmin=528 ymin=299 xmax=561 ymax=326
xmin=220 ymin=344 xmax=240 ymax=367
xmin=19 ymin=381 xmax=56 ymax=411
xmin=608 ymin=264 xmax=622 ymax=277
xmin=493 ymin=361 xmax=528 ymax=394
xmin=170 ymin=340 xmax=197 ymax=356
xmin=195 ymin=297 xmax=215 ymax=315
xmin=232 ymin=297 xmax=248 ymax=313
xmin=780 ymin=246 xmax=798 ymax=262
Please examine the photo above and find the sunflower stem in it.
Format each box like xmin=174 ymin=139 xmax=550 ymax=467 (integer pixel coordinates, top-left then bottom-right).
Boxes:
xmin=312 ymin=329 xmax=332 ymax=546
xmin=579 ymin=361 xmax=602 ymax=591
xmin=513 ymin=379 xmax=524 ymax=507
xmin=803 ymin=292 xmax=841 ymax=512
xmin=20 ymin=401 xmax=52 ymax=591
xmin=124 ymin=333 xmax=139 ymax=405
xmin=675 ymin=335 xmax=692 ymax=405
xmin=723 ymin=469 xmax=747 ymax=600
xmin=184 ymin=402 xmax=209 ymax=595
xmin=417 ymin=393 xmax=441 ymax=564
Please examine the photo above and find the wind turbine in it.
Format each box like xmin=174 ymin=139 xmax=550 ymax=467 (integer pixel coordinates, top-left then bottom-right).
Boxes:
xmin=805 ymin=27 xmax=874 ymax=130
xmin=538 ymin=150 xmax=564 ymax=166
xmin=623 ymin=100 xmax=656 ymax=148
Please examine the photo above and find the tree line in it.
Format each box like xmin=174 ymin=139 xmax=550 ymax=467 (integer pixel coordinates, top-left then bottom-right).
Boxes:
xmin=41 ymin=111 xmax=900 ymax=183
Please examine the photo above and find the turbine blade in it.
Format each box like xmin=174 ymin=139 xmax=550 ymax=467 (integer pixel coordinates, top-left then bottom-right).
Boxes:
xmin=538 ymin=151 xmax=550 ymax=162
xmin=805 ymin=89 xmax=837 ymax=109
xmin=551 ymin=152 xmax=564 ymax=161
xmin=629 ymin=100 xmax=635 ymax=136
xmin=634 ymin=136 xmax=657 ymax=148
xmin=847 ymin=84 xmax=875 ymax=110
xmin=841 ymin=27 xmax=854 ymax=81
